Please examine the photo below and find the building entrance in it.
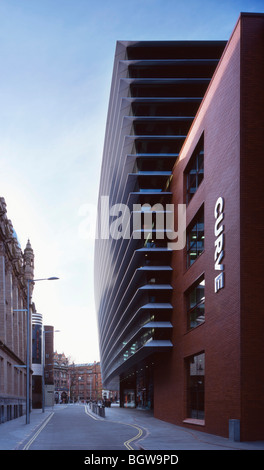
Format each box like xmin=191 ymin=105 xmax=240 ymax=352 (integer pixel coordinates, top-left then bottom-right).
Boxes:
xmin=120 ymin=363 xmax=154 ymax=410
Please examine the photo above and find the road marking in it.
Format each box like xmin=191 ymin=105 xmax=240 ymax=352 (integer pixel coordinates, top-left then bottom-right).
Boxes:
xmin=123 ymin=423 xmax=143 ymax=450
xmin=84 ymin=405 xmax=145 ymax=449
xmin=84 ymin=404 xmax=103 ymax=421
xmin=23 ymin=412 xmax=54 ymax=450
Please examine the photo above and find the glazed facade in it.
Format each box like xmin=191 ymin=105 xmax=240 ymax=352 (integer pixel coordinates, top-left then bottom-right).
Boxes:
xmin=95 ymin=13 xmax=264 ymax=440
xmin=32 ymin=312 xmax=43 ymax=408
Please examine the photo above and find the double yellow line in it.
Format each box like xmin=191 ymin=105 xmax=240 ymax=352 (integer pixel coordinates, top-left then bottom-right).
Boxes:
xmin=85 ymin=404 xmax=144 ymax=450
xmin=85 ymin=404 xmax=104 ymax=421
xmin=23 ymin=412 xmax=54 ymax=450
xmin=123 ymin=423 xmax=143 ymax=450
xmin=23 ymin=406 xmax=145 ymax=450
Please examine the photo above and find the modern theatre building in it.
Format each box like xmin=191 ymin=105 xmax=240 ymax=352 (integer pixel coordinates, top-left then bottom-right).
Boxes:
xmin=94 ymin=13 xmax=264 ymax=440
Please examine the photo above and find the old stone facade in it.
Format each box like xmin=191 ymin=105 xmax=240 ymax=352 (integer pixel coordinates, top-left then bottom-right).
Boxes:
xmin=54 ymin=351 xmax=70 ymax=403
xmin=0 ymin=197 xmax=34 ymax=423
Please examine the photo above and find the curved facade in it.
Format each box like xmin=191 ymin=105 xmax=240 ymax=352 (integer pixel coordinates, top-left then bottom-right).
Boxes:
xmin=95 ymin=15 xmax=264 ymax=441
xmin=95 ymin=40 xmax=225 ymax=402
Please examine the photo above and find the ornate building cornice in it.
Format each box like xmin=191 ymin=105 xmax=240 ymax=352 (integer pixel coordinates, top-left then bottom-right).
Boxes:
xmin=0 ymin=197 xmax=34 ymax=297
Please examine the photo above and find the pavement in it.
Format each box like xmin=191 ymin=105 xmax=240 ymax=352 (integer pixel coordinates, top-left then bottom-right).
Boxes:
xmin=105 ymin=406 xmax=264 ymax=451
xmin=0 ymin=408 xmax=55 ymax=451
xmin=0 ymin=404 xmax=264 ymax=451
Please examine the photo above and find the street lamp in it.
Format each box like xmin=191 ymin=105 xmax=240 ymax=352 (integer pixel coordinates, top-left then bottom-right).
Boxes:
xmin=78 ymin=376 xmax=82 ymax=403
xmin=26 ymin=276 xmax=59 ymax=424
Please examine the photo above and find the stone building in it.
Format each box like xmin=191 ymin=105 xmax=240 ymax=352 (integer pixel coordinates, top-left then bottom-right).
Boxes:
xmin=54 ymin=351 xmax=70 ymax=403
xmin=0 ymin=197 xmax=35 ymax=422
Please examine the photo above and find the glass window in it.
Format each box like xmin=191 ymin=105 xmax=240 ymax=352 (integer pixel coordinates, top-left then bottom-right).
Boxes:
xmin=186 ymin=135 xmax=204 ymax=204
xmin=187 ymin=278 xmax=205 ymax=329
xmin=186 ymin=209 xmax=204 ymax=267
xmin=186 ymin=352 xmax=205 ymax=420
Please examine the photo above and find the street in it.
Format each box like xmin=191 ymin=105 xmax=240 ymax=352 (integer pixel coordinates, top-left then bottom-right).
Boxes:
xmin=1 ymin=402 xmax=264 ymax=454
xmin=17 ymin=404 xmax=146 ymax=450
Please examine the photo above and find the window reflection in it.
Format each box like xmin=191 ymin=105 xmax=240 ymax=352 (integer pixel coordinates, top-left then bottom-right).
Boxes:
xmin=186 ymin=209 xmax=204 ymax=267
xmin=187 ymin=278 xmax=205 ymax=329
xmin=186 ymin=135 xmax=204 ymax=204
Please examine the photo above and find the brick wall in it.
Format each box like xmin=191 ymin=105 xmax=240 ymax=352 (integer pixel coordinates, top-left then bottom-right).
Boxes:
xmin=239 ymin=14 xmax=264 ymax=441
xmin=154 ymin=14 xmax=264 ymax=440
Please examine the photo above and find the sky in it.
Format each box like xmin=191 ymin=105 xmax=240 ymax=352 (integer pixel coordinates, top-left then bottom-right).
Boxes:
xmin=0 ymin=0 xmax=263 ymax=364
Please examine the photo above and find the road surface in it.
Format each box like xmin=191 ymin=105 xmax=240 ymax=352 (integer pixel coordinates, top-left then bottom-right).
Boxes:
xmin=19 ymin=404 xmax=146 ymax=450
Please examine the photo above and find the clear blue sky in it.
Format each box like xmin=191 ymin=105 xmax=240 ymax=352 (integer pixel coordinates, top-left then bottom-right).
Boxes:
xmin=0 ymin=0 xmax=263 ymax=363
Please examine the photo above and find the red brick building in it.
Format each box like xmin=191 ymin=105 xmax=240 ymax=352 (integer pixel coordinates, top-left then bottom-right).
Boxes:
xmin=95 ymin=13 xmax=264 ymax=441
xmin=69 ymin=362 xmax=102 ymax=403
xmin=154 ymin=13 xmax=264 ymax=441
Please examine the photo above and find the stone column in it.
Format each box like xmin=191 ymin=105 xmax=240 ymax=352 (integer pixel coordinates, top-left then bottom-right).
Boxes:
xmin=0 ymin=243 xmax=6 ymax=344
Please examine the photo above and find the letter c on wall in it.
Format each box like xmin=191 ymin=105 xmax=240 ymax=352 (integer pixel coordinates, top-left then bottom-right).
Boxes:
xmin=214 ymin=196 xmax=224 ymax=218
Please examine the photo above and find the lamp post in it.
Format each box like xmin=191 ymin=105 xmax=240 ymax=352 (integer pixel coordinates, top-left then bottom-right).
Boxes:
xmin=26 ymin=277 xmax=59 ymax=424
xmin=78 ymin=376 xmax=82 ymax=403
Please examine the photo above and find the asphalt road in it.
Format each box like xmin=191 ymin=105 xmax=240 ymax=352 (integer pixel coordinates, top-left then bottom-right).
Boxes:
xmin=20 ymin=404 xmax=146 ymax=450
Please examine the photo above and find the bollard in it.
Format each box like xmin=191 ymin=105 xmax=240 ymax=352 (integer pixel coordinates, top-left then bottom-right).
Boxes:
xmin=91 ymin=403 xmax=105 ymax=418
xmin=229 ymin=419 xmax=240 ymax=441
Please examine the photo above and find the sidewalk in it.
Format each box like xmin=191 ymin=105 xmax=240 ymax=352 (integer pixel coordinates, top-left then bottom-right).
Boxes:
xmin=0 ymin=408 xmax=54 ymax=450
xmin=104 ymin=405 xmax=264 ymax=451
